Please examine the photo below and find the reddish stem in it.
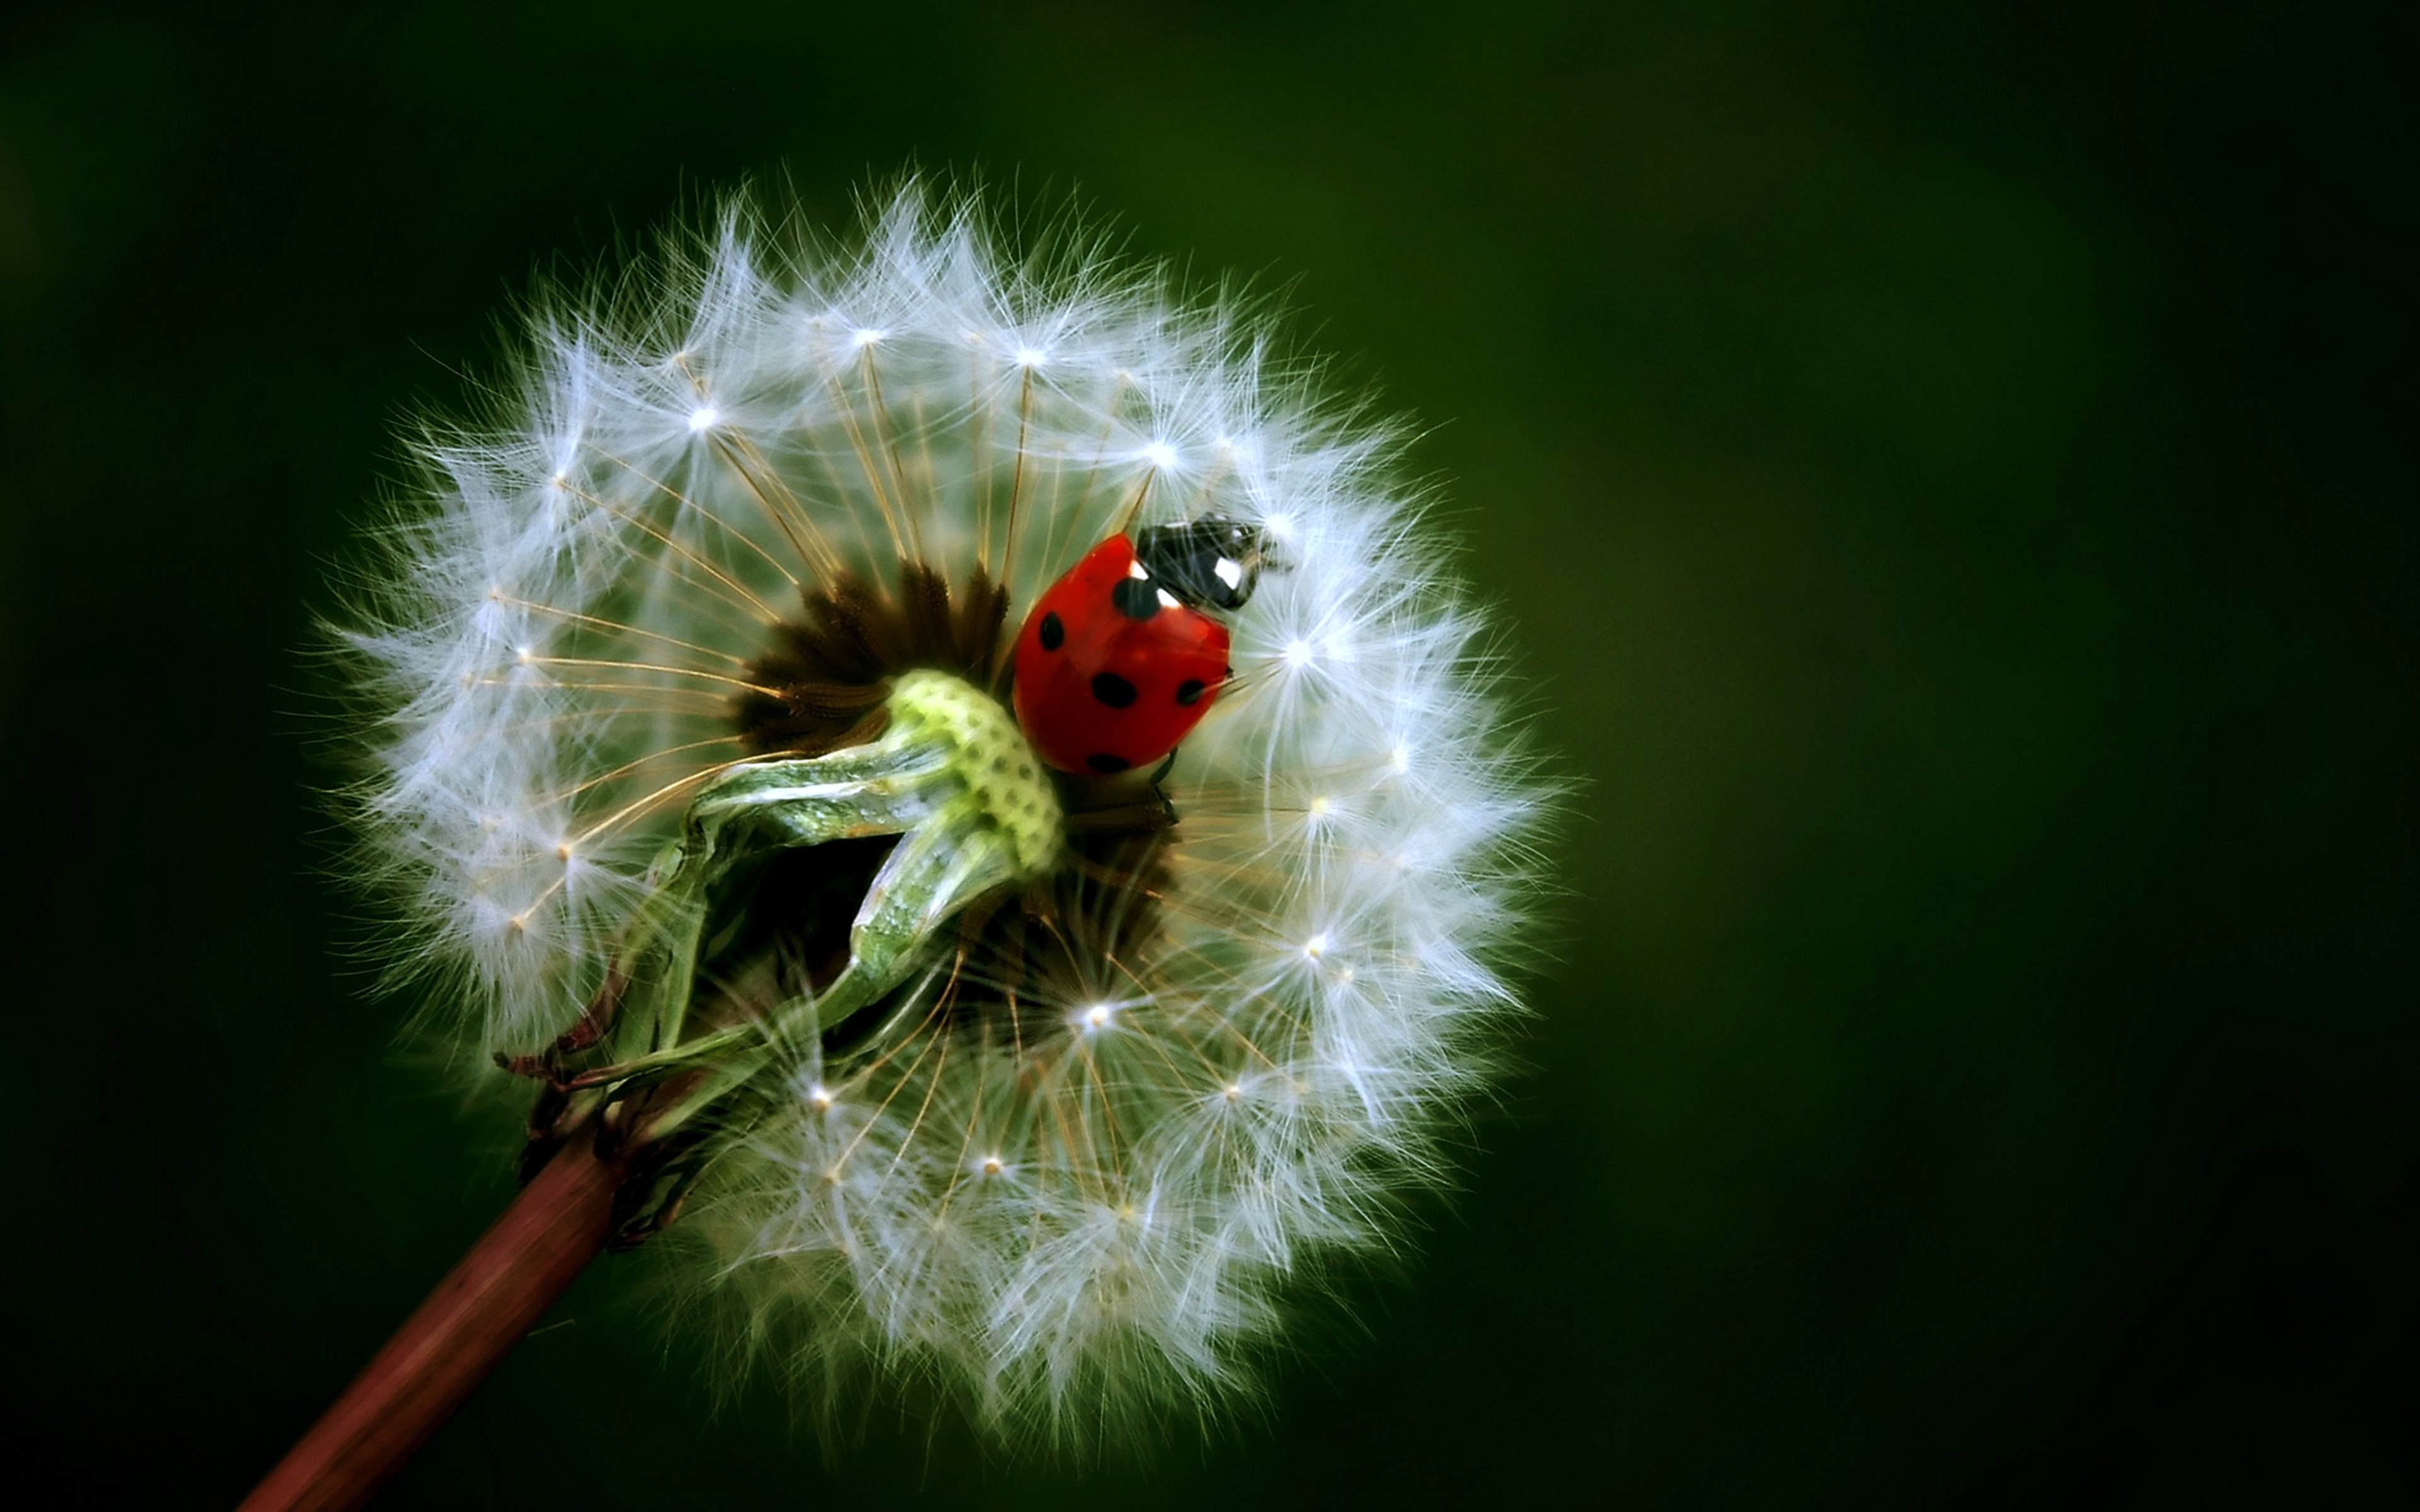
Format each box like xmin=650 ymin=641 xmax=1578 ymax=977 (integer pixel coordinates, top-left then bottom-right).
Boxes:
xmin=239 ymin=1129 xmax=635 ymax=1512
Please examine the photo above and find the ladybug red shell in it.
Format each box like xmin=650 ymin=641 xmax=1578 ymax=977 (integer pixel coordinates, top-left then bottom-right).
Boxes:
xmin=1013 ymin=518 xmax=1265 ymax=775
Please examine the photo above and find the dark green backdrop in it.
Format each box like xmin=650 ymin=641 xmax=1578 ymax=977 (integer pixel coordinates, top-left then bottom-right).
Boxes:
xmin=3 ymin=2 xmax=2407 ymax=1505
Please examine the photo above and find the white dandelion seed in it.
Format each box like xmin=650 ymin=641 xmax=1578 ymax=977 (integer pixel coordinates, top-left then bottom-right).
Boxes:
xmin=338 ymin=181 xmax=1552 ymax=1448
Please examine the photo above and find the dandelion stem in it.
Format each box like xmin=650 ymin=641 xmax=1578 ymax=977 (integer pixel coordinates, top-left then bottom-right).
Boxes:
xmin=238 ymin=1126 xmax=637 ymax=1512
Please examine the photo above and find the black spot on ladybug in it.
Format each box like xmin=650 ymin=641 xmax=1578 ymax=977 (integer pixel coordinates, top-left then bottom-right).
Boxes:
xmin=1092 ymin=672 xmax=1138 ymax=707
xmin=1037 ymin=612 xmax=1064 ymax=651
xmin=1086 ymin=753 xmax=1131 ymax=774
xmin=1175 ymin=679 xmax=1206 ymax=706
xmin=1111 ymin=578 xmax=1161 ymax=621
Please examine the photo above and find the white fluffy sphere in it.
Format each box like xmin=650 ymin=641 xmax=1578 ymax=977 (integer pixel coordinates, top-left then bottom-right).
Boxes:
xmin=343 ymin=182 xmax=1551 ymax=1443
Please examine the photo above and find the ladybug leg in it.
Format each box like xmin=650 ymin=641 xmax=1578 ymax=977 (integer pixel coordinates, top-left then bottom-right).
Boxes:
xmin=1149 ymin=748 xmax=1181 ymax=825
xmin=1060 ymin=801 xmax=1174 ymax=836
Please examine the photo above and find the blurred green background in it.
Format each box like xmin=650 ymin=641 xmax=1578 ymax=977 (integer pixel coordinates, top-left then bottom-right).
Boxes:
xmin=2 ymin=1 xmax=2408 ymax=1504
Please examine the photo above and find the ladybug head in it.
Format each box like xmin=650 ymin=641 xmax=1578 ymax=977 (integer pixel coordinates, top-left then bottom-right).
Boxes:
xmin=1132 ymin=517 xmax=1267 ymax=612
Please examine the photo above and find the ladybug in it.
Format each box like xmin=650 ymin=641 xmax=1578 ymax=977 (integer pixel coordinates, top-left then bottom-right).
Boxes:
xmin=1012 ymin=517 xmax=1266 ymax=775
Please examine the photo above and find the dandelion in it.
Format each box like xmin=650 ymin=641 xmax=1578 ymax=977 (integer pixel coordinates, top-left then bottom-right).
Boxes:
xmin=253 ymin=180 xmax=1549 ymax=1504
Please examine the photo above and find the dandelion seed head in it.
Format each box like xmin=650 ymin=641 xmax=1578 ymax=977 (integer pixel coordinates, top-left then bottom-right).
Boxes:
xmin=338 ymin=178 xmax=1553 ymax=1450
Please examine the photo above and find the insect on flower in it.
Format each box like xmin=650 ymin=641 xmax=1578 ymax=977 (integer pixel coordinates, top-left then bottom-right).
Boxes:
xmin=1013 ymin=518 xmax=1265 ymax=776
xmin=337 ymin=180 xmax=1552 ymax=1448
